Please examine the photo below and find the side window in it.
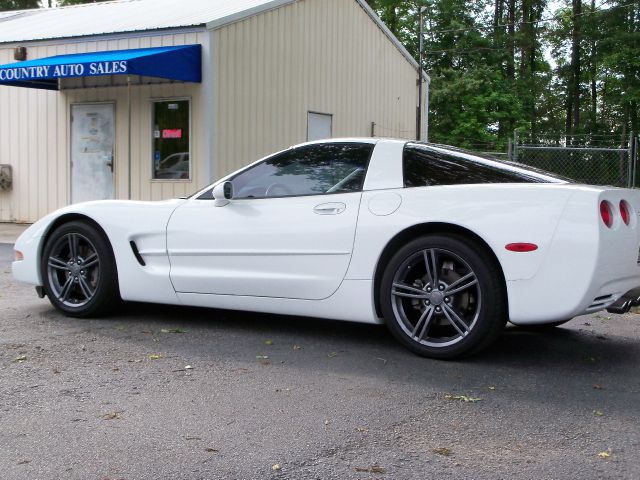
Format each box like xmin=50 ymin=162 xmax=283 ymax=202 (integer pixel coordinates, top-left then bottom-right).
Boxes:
xmin=403 ymin=144 xmax=548 ymax=187
xmin=230 ymin=143 xmax=373 ymax=199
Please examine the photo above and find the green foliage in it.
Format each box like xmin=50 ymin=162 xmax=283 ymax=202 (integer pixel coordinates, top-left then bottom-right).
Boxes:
xmin=57 ymin=0 xmax=110 ymax=5
xmin=365 ymin=0 xmax=640 ymax=150
xmin=0 ymin=1 xmax=111 ymax=12
xmin=0 ymin=0 xmax=40 ymax=11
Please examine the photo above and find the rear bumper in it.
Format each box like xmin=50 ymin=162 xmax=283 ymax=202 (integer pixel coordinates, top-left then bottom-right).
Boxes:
xmin=606 ymin=287 xmax=640 ymax=314
xmin=508 ymin=187 xmax=640 ymax=324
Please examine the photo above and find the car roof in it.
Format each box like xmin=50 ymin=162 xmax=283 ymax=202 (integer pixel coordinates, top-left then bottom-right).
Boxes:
xmin=292 ymin=138 xmax=383 ymax=148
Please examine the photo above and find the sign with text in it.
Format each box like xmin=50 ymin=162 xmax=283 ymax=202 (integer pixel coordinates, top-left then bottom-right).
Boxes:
xmin=0 ymin=61 xmax=128 ymax=82
xmin=162 ymin=129 xmax=183 ymax=139
xmin=0 ymin=45 xmax=202 ymax=91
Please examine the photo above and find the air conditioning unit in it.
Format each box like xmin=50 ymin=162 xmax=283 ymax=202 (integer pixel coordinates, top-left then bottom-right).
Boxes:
xmin=0 ymin=165 xmax=13 ymax=191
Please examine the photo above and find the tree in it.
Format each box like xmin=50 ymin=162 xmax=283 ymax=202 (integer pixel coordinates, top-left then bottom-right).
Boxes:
xmin=567 ymin=0 xmax=581 ymax=135
xmin=0 ymin=0 xmax=110 ymax=11
xmin=597 ymin=1 xmax=640 ymax=138
xmin=0 ymin=0 xmax=40 ymax=11
xmin=57 ymin=0 xmax=110 ymax=5
xmin=364 ymin=0 xmax=640 ymax=147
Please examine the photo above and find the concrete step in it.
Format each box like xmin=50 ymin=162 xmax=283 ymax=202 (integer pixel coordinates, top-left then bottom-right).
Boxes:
xmin=0 ymin=223 xmax=30 ymax=244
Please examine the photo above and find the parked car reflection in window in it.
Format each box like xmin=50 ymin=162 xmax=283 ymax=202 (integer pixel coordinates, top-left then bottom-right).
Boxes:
xmin=155 ymin=152 xmax=190 ymax=180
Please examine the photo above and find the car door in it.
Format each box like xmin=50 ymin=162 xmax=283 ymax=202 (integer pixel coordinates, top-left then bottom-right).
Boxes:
xmin=166 ymin=142 xmax=375 ymax=300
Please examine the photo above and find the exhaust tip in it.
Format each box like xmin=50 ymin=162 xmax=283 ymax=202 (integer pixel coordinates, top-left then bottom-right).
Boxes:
xmin=606 ymin=287 xmax=640 ymax=314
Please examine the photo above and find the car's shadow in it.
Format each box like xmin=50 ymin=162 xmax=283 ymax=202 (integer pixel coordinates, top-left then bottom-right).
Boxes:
xmin=33 ymin=300 xmax=640 ymax=415
xmin=59 ymin=300 xmax=640 ymax=370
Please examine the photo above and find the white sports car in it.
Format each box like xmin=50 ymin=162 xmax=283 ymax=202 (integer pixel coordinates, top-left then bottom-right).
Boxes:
xmin=12 ymin=139 xmax=640 ymax=358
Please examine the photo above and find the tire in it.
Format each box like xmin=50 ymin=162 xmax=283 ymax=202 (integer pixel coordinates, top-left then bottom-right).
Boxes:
xmin=41 ymin=220 xmax=120 ymax=317
xmin=380 ymin=234 xmax=507 ymax=359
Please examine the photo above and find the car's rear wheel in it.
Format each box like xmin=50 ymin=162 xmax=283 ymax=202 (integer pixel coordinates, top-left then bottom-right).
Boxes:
xmin=380 ymin=234 xmax=507 ymax=359
xmin=41 ymin=221 xmax=119 ymax=317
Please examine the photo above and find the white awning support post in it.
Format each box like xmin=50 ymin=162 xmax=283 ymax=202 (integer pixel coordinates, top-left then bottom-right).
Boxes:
xmin=127 ymin=75 xmax=132 ymax=200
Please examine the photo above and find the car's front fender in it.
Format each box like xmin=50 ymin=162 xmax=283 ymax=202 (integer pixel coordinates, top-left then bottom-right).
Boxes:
xmin=12 ymin=199 xmax=185 ymax=305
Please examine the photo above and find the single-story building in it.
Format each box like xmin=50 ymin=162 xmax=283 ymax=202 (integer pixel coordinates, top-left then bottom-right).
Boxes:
xmin=0 ymin=0 xmax=429 ymax=223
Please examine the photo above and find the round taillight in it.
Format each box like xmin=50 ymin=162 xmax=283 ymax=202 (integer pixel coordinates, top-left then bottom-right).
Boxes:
xmin=620 ymin=200 xmax=631 ymax=226
xmin=600 ymin=201 xmax=613 ymax=228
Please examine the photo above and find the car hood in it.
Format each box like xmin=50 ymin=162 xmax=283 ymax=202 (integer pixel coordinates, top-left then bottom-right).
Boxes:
xmin=18 ymin=198 xmax=186 ymax=243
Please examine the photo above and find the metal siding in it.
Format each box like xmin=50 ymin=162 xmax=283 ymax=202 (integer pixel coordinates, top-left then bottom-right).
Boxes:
xmin=0 ymin=31 xmax=205 ymax=222
xmin=0 ymin=0 xmax=423 ymax=223
xmin=0 ymin=0 xmax=292 ymax=44
xmin=0 ymin=43 xmax=66 ymax=223
xmin=213 ymin=0 xmax=418 ymax=179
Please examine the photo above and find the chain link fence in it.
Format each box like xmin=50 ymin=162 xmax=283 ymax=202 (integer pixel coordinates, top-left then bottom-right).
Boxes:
xmin=509 ymin=133 xmax=638 ymax=188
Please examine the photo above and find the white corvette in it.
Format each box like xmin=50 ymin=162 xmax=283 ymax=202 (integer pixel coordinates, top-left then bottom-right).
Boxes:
xmin=12 ymin=139 xmax=640 ymax=358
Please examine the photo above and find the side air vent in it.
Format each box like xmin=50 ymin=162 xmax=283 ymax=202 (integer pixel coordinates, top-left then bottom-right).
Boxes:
xmin=593 ymin=295 xmax=611 ymax=302
xmin=130 ymin=241 xmax=146 ymax=266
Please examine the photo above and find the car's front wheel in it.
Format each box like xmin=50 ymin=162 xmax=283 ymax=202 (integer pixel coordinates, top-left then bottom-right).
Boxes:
xmin=41 ymin=221 xmax=119 ymax=317
xmin=380 ymin=234 xmax=507 ymax=359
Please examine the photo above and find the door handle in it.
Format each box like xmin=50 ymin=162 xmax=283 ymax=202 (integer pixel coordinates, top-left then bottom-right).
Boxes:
xmin=313 ymin=202 xmax=346 ymax=215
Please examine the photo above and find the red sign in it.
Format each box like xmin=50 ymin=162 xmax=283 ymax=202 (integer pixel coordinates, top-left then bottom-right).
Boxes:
xmin=162 ymin=129 xmax=182 ymax=139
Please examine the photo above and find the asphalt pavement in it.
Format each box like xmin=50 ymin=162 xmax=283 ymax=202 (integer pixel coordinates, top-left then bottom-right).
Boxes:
xmin=1 ymin=242 xmax=639 ymax=480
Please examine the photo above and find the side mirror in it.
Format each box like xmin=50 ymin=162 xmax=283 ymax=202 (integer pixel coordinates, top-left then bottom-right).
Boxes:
xmin=212 ymin=181 xmax=233 ymax=207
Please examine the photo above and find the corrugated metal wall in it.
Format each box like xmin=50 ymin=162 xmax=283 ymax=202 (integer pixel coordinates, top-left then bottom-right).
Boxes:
xmin=0 ymin=0 xmax=422 ymax=223
xmin=0 ymin=31 xmax=205 ymax=223
xmin=212 ymin=0 xmax=419 ymax=178
xmin=0 ymin=51 xmax=62 ymax=223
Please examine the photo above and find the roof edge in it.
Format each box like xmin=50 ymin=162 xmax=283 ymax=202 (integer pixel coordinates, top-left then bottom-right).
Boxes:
xmin=205 ymin=0 xmax=297 ymax=30
xmin=354 ymin=0 xmax=430 ymax=82
xmin=5 ymin=0 xmax=138 ymax=14
xmin=0 ymin=25 xmax=206 ymax=47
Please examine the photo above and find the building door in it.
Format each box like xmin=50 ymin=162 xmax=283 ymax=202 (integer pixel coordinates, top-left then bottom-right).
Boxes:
xmin=71 ymin=103 xmax=115 ymax=203
xmin=307 ymin=112 xmax=332 ymax=141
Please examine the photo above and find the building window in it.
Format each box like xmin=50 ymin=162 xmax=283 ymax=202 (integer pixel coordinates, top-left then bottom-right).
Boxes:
xmin=152 ymin=99 xmax=191 ymax=180
xmin=307 ymin=112 xmax=332 ymax=141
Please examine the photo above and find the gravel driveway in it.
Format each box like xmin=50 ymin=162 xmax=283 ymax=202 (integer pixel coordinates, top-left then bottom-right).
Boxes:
xmin=1 ymin=242 xmax=639 ymax=480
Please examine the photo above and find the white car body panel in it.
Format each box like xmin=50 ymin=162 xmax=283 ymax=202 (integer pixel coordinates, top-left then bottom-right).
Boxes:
xmin=12 ymin=138 xmax=640 ymax=327
xmin=507 ymin=187 xmax=640 ymax=322
xmin=347 ymin=184 xmax=576 ymax=282
xmin=13 ymin=199 xmax=184 ymax=306
xmin=362 ymin=139 xmax=404 ymax=190
xmin=176 ymin=279 xmax=377 ymax=324
xmin=167 ymin=192 xmax=363 ymax=300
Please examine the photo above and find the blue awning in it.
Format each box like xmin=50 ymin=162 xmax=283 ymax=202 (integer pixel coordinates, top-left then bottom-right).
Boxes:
xmin=0 ymin=44 xmax=202 ymax=90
